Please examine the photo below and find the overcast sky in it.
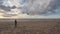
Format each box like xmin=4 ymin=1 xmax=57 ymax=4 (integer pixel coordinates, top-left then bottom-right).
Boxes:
xmin=0 ymin=0 xmax=60 ymax=16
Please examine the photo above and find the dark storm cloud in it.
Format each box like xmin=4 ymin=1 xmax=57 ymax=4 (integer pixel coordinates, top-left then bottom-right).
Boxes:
xmin=46 ymin=0 xmax=60 ymax=12
xmin=0 ymin=5 xmax=11 ymax=11
xmin=0 ymin=0 xmax=16 ymax=11
xmin=33 ymin=0 xmax=60 ymax=15
xmin=0 ymin=0 xmax=10 ymax=11
xmin=0 ymin=5 xmax=16 ymax=11
xmin=0 ymin=0 xmax=3 ymax=5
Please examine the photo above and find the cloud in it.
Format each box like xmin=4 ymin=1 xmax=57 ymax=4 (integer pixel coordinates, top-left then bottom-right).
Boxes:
xmin=21 ymin=0 xmax=60 ymax=15
xmin=0 ymin=0 xmax=17 ymax=11
xmin=46 ymin=0 xmax=60 ymax=13
xmin=0 ymin=0 xmax=60 ymax=16
xmin=20 ymin=0 xmax=28 ymax=4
